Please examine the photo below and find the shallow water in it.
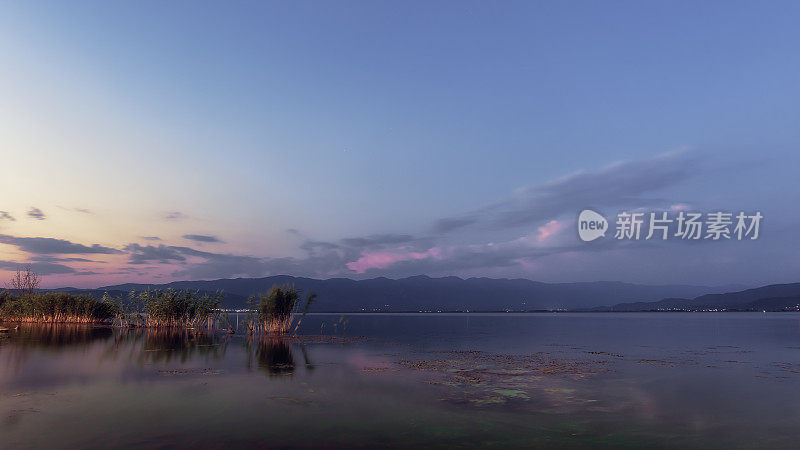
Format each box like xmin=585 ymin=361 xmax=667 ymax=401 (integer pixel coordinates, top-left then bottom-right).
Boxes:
xmin=2 ymin=312 xmax=800 ymax=448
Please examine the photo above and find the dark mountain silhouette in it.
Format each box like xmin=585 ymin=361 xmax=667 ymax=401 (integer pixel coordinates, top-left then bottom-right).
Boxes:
xmin=604 ymin=283 xmax=800 ymax=311
xmin=53 ymin=275 xmax=750 ymax=312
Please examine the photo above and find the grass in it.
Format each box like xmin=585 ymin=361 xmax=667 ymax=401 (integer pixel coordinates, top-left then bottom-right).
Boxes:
xmin=246 ymin=284 xmax=317 ymax=334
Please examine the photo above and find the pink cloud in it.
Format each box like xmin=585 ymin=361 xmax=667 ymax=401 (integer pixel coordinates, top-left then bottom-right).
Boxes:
xmin=670 ymin=203 xmax=690 ymax=211
xmin=511 ymin=257 xmax=539 ymax=271
xmin=346 ymin=247 xmax=444 ymax=274
xmin=537 ymin=220 xmax=563 ymax=243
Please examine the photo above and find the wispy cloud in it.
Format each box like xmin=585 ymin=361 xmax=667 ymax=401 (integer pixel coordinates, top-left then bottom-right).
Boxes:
xmin=30 ymin=255 xmax=107 ymax=264
xmin=27 ymin=207 xmax=46 ymax=220
xmin=57 ymin=206 xmax=93 ymax=214
xmin=340 ymin=234 xmax=415 ymax=248
xmin=0 ymin=211 xmax=15 ymax=221
xmin=0 ymin=260 xmax=76 ymax=275
xmin=432 ymin=151 xmax=699 ymax=234
xmin=537 ymin=220 xmax=564 ymax=243
xmin=124 ymin=244 xmax=187 ymax=264
xmin=346 ymin=247 xmax=444 ymax=273
xmin=124 ymin=243 xmax=275 ymax=279
xmin=432 ymin=216 xmax=478 ymax=233
xmin=164 ymin=211 xmax=187 ymax=220
xmin=0 ymin=234 xmax=122 ymax=255
xmin=182 ymin=234 xmax=222 ymax=243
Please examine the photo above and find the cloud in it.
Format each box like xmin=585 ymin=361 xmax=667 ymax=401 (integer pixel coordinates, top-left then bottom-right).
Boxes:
xmin=164 ymin=211 xmax=187 ymax=220
xmin=30 ymin=255 xmax=107 ymax=263
xmin=431 ymin=216 xmax=478 ymax=233
xmin=433 ymin=151 xmax=700 ymax=233
xmin=346 ymin=247 xmax=445 ymax=273
xmin=171 ymin=252 xmax=270 ymax=279
xmin=537 ymin=220 xmax=564 ymax=243
xmin=299 ymin=233 xmax=432 ymax=257
xmin=124 ymin=244 xmax=187 ymax=264
xmin=340 ymin=234 xmax=415 ymax=248
xmin=302 ymin=152 xmax=701 ymax=277
xmin=141 ymin=236 xmax=161 ymax=241
xmin=27 ymin=207 xmax=46 ymax=220
xmin=182 ymin=234 xmax=222 ymax=243
xmin=125 ymin=243 xmax=282 ymax=279
xmin=0 ymin=260 xmax=76 ymax=275
xmin=57 ymin=206 xmax=93 ymax=214
xmin=299 ymin=240 xmax=341 ymax=254
xmin=0 ymin=234 xmax=123 ymax=255
xmin=0 ymin=211 xmax=15 ymax=221
xmin=21 ymin=151 xmax=713 ymax=283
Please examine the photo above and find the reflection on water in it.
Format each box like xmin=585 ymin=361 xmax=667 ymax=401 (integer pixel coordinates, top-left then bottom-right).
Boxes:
xmin=111 ymin=328 xmax=231 ymax=365
xmin=245 ymin=337 xmax=315 ymax=377
xmin=3 ymin=313 xmax=800 ymax=448
xmin=4 ymin=323 xmax=112 ymax=349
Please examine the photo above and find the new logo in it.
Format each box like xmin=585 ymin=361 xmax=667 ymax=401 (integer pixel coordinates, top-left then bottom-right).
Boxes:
xmin=578 ymin=209 xmax=608 ymax=242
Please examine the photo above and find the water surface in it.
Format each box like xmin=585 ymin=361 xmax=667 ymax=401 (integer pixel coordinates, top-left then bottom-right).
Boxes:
xmin=2 ymin=312 xmax=800 ymax=448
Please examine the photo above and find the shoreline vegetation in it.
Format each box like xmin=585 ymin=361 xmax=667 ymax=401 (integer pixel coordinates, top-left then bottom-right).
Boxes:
xmin=0 ymin=267 xmax=317 ymax=334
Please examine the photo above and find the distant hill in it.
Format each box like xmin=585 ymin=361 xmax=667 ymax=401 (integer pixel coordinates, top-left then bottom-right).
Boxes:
xmin=45 ymin=275 xmax=749 ymax=312
xmin=604 ymin=283 xmax=800 ymax=311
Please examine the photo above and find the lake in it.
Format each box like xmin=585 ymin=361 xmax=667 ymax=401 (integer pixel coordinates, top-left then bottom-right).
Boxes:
xmin=2 ymin=312 xmax=800 ymax=448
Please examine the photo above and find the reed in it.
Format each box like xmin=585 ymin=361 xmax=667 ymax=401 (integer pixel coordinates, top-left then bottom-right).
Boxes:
xmin=0 ymin=292 xmax=115 ymax=324
xmin=246 ymin=285 xmax=317 ymax=334
xmin=0 ymin=290 xmax=12 ymax=310
xmin=105 ymin=289 xmax=225 ymax=329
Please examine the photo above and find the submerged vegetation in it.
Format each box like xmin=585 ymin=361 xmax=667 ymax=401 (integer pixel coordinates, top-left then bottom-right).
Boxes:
xmin=247 ymin=284 xmax=317 ymax=334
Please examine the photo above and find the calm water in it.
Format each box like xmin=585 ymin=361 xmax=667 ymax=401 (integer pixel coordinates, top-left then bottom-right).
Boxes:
xmin=2 ymin=312 xmax=800 ymax=448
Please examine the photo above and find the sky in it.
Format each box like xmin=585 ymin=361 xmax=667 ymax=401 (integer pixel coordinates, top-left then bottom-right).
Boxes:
xmin=0 ymin=0 xmax=799 ymax=288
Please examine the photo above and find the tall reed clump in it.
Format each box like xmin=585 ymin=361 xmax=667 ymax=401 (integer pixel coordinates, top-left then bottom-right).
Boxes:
xmin=0 ymin=292 xmax=116 ymax=324
xmin=247 ymin=285 xmax=317 ymax=334
xmin=0 ymin=290 xmax=12 ymax=310
xmin=120 ymin=289 xmax=224 ymax=329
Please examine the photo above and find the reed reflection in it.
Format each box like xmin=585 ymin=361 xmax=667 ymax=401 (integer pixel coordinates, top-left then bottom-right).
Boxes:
xmin=0 ymin=324 xmax=114 ymax=376
xmin=1 ymin=323 xmax=113 ymax=349
xmin=245 ymin=336 xmax=315 ymax=378
xmin=108 ymin=328 xmax=231 ymax=365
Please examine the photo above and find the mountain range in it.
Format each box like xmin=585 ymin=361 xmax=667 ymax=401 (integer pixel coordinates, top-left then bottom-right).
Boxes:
xmin=602 ymin=283 xmax=800 ymax=312
xmin=47 ymin=275 xmax=750 ymax=312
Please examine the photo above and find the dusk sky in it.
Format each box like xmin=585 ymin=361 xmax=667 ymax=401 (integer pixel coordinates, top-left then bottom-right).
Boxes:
xmin=1 ymin=1 xmax=799 ymax=288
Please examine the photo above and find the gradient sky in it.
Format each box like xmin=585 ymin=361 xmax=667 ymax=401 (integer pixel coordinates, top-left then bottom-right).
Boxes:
xmin=1 ymin=1 xmax=799 ymax=288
